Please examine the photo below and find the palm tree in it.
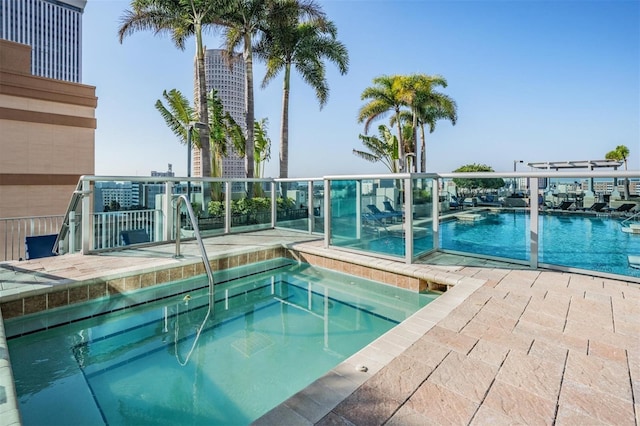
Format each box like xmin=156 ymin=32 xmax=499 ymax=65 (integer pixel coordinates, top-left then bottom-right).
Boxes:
xmin=606 ymin=145 xmax=631 ymax=199
xmin=352 ymin=125 xmax=399 ymax=174
xmin=256 ymin=9 xmax=348 ymax=179
xmin=254 ymin=118 xmax=272 ymax=178
xmin=358 ymin=75 xmax=407 ymax=172
xmin=118 ymin=0 xmax=225 ymax=182
xmin=393 ymin=74 xmax=457 ymax=173
xmin=215 ymin=0 xmax=270 ymax=180
xmin=154 ymin=89 xmax=195 ymax=147
xmin=205 ymin=89 xmax=245 ymax=180
xmin=401 ymin=74 xmax=457 ymax=172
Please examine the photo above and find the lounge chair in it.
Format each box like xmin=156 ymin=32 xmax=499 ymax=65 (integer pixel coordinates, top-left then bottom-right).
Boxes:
xmin=582 ymin=202 xmax=607 ymax=212
xmin=608 ymin=203 xmax=636 ymax=214
xmin=367 ymin=204 xmax=402 ymax=221
xmin=25 ymin=234 xmax=58 ymax=260
xmin=383 ymin=201 xmax=402 ymax=214
xmin=120 ymin=229 xmax=150 ymax=245
xmin=555 ymin=201 xmax=575 ymax=210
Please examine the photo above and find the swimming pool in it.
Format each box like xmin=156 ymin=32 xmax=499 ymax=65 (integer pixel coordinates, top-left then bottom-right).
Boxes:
xmin=6 ymin=259 xmax=435 ymax=425
xmin=441 ymin=211 xmax=640 ymax=277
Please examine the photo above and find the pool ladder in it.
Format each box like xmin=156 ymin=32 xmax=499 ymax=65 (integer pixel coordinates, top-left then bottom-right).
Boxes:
xmin=174 ymin=194 xmax=215 ymax=311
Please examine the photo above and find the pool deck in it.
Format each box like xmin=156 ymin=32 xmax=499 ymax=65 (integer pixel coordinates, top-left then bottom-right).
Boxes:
xmin=1 ymin=229 xmax=639 ymax=426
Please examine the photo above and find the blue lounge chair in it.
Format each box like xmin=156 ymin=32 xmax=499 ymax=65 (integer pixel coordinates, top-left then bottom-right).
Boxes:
xmin=383 ymin=201 xmax=402 ymax=215
xmin=120 ymin=229 xmax=150 ymax=245
xmin=25 ymin=234 xmax=58 ymax=260
xmin=367 ymin=204 xmax=402 ymax=221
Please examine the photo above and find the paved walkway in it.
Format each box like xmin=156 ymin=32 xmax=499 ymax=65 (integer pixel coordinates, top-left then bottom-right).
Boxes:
xmin=1 ymin=231 xmax=639 ymax=425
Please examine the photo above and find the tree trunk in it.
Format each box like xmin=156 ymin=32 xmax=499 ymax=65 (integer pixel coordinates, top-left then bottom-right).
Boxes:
xmin=420 ymin=123 xmax=426 ymax=173
xmin=195 ymin=23 xmax=211 ymax=210
xmin=280 ymin=63 xmax=290 ymax=179
xmin=244 ymin=34 xmax=255 ymax=181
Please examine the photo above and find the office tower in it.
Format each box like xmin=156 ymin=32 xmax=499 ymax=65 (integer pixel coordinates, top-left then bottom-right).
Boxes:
xmin=192 ymin=49 xmax=245 ymax=179
xmin=0 ymin=0 xmax=86 ymax=83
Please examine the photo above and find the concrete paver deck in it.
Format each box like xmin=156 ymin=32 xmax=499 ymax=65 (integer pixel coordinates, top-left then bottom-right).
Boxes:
xmin=1 ymin=230 xmax=638 ymax=425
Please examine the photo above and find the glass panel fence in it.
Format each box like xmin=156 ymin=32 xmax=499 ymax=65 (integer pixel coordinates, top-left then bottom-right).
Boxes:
xmin=312 ymin=180 xmax=324 ymax=234
xmin=92 ymin=180 xmax=162 ymax=249
xmin=190 ymin=181 xmax=226 ymax=237
xmin=412 ymin=177 xmax=435 ymax=258
xmin=329 ymin=179 xmax=359 ymax=246
xmin=539 ymin=175 xmax=640 ymax=278
xmin=439 ymin=177 xmax=530 ymax=263
xmin=229 ymin=181 xmax=273 ymax=232
xmin=328 ymin=178 xmax=404 ymax=259
xmin=276 ymin=180 xmax=310 ymax=232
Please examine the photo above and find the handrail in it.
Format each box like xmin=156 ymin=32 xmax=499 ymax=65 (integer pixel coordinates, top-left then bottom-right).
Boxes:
xmin=621 ymin=210 xmax=640 ymax=227
xmin=173 ymin=194 xmax=215 ymax=366
xmin=175 ymin=194 xmax=215 ymax=310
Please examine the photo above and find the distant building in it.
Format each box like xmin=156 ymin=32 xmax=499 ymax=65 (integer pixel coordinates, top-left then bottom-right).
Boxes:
xmin=0 ymin=0 xmax=87 ymax=83
xmin=151 ymin=164 xmax=175 ymax=177
xmin=193 ymin=49 xmax=246 ymax=180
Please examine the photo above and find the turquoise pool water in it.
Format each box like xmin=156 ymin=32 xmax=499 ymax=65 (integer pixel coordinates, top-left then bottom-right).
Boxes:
xmin=363 ymin=211 xmax=640 ymax=278
xmin=7 ymin=259 xmax=435 ymax=425
xmin=441 ymin=211 xmax=640 ymax=277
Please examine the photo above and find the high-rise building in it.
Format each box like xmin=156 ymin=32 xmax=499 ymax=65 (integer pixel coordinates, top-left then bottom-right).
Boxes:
xmin=0 ymin=0 xmax=86 ymax=83
xmin=193 ymin=49 xmax=245 ymax=179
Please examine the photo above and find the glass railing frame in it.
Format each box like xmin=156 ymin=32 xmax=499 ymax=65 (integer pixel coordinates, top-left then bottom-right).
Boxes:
xmin=42 ymin=170 xmax=640 ymax=282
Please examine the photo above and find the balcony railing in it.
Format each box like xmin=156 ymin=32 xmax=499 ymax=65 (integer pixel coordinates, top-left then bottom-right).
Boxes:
xmin=1 ymin=215 xmax=64 ymax=261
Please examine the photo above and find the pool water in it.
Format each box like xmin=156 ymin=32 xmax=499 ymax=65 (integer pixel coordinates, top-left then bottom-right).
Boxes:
xmin=441 ymin=211 xmax=640 ymax=277
xmin=7 ymin=259 xmax=435 ymax=425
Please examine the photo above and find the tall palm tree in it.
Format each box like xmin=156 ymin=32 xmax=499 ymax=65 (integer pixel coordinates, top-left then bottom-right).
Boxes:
xmin=215 ymin=0 xmax=271 ymax=180
xmin=154 ymin=89 xmax=195 ymax=146
xmin=352 ymin=125 xmax=399 ymax=173
xmin=118 ymin=0 xmax=225 ymax=182
xmin=256 ymin=8 xmax=348 ymax=179
xmin=358 ymin=75 xmax=407 ymax=172
xmin=606 ymin=144 xmax=631 ymax=199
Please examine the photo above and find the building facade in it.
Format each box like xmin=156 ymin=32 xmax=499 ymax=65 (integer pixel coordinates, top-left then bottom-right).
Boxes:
xmin=193 ymin=49 xmax=246 ymax=179
xmin=0 ymin=0 xmax=86 ymax=83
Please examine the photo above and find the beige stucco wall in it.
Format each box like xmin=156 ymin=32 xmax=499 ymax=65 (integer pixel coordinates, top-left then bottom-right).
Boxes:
xmin=0 ymin=39 xmax=97 ymax=227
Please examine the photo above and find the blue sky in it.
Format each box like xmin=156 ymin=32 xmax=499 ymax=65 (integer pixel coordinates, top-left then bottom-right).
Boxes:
xmin=83 ymin=0 xmax=640 ymax=178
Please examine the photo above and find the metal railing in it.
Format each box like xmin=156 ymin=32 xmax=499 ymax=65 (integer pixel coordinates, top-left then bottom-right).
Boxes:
xmin=2 ymin=171 xmax=639 ymax=282
xmin=1 ymin=215 xmax=64 ymax=261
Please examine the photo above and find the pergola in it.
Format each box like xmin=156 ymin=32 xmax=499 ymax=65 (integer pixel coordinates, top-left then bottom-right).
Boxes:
xmin=527 ymin=159 xmax=623 ymax=170
xmin=527 ymin=159 xmax=625 ymax=201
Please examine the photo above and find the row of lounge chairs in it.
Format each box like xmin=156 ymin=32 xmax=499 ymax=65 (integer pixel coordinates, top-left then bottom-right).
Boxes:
xmin=553 ymin=201 xmax=636 ymax=214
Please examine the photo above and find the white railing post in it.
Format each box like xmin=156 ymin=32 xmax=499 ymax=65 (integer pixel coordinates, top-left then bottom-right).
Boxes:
xmin=154 ymin=209 xmax=163 ymax=242
xmin=308 ymin=180 xmax=314 ymax=234
xmin=81 ymin=179 xmax=91 ymax=254
xmin=529 ymin=177 xmax=539 ymax=268
xmin=271 ymin=181 xmax=277 ymax=228
xmin=432 ymin=177 xmax=440 ymax=251
xmin=163 ymin=181 xmax=173 ymax=240
xmin=324 ymin=178 xmax=330 ymax=248
xmin=68 ymin=211 xmax=76 ymax=253
xmin=356 ymin=180 xmax=362 ymax=240
xmin=225 ymin=182 xmax=231 ymax=234
xmin=405 ymin=176 xmax=413 ymax=264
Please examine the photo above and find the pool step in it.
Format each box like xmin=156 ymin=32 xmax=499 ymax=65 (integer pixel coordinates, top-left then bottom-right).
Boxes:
xmin=455 ymin=213 xmax=484 ymax=222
